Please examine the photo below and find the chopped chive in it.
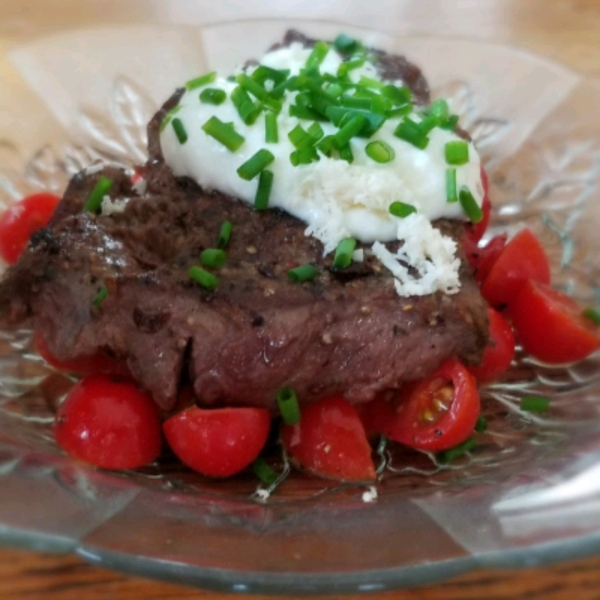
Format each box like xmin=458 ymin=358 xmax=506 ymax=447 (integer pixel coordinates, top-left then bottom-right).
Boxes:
xmin=369 ymin=95 xmax=391 ymax=115
xmin=171 ymin=118 xmax=188 ymax=144
xmin=341 ymin=96 xmax=372 ymax=110
xmin=583 ymin=307 xmax=600 ymax=325
xmin=437 ymin=438 xmax=477 ymax=464
xmin=327 ymin=107 xmax=385 ymax=137
xmin=307 ymin=122 xmax=324 ymax=142
xmin=252 ymin=458 xmax=278 ymax=484
xmin=290 ymin=147 xmax=320 ymax=166
xmin=251 ymin=65 xmax=289 ymax=86
xmin=92 ymin=285 xmax=108 ymax=308
xmin=231 ymin=86 xmax=261 ymax=125
xmin=160 ymin=105 xmax=182 ymax=132
xmin=358 ymin=76 xmax=384 ymax=90
xmin=276 ymin=387 xmax=301 ymax=425
xmin=394 ymin=119 xmax=429 ymax=149
xmin=305 ymin=41 xmax=330 ymax=70
xmin=520 ymin=395 xmax=550 ymax=413
xmin=333 ymin=238 xmax=356 ymax=269
xmin=474 ymin=416 xmax=487 ymax=433
xmin=446 ymin=168 xmax=458 ymax=203
xmin=317 ymin=135 xmax=336 ymax=157
xmin=430 ymin=99 xmax=450 ymax=123
xmin=459 ymin=186 xmax=483 ymax=223
xmin=389 ymin=201 xmax=416 ymax=218
xmin=185 ymin=71 xmax=217 ymax=90
xmin=339 ymin=144 xmax=354 ymax=163
xmin=440 ymin=114 xmax=459 ymax=130
xmin=325 ymin=82 xmax=344 ymax=98
xmin=418 ymin=114 xmax=439 ymax=136
xmin=333 ymin=113 xmax=365 ymax=148
xmin=236 ymin=73 xmax=270 ymax=102
xmin=381 ymin=85 xmax=412 ymax=105
xmin=365 ymin=140 xmax=395 ymax=163
xmin=237 ymin=149 xmax=275 ymax=181
xmin=217 ymin=221 xmax=233 ymax=248
xmin=287 ymin=264 xmax=319 ymax=282
xmin=200 ymin=248 xmax=227 ymax=268
xmin=202 ymin=116 xmax=245 ymax=152
xmin=288 ymin=125 xmax=315 ymax=150
xmin=334 ymin=33 xmax=358 ymax=54
xmin=189 ymin=266 xmax=218 ymax=290
xmin=445 ymin=140 xmax=470 ymax=165
xmin=265 ymin=113 xmax=278 ymax=144
xmin=199 ymin=88 xmax=226 ymax=105
xmin=289 ymin=104 xmax=327 ymax=121
xmin=255 ymin=169 xmax=274 ymax=210
xmin=387 ymin=105 xmax=413 ymax=119
xmin=84 ymin=176 xmax=114 ymax=212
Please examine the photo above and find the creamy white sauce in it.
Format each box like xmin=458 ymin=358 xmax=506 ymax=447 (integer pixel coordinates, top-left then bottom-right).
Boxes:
xmin=160 ymin=42 xmax=484 ymax=295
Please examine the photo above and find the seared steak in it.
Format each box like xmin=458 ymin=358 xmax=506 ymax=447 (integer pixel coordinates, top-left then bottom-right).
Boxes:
xmin=0 ymin=33 xmax=488 ymax=412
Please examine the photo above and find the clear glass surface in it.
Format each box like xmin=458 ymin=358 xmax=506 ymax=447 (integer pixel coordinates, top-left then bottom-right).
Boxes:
xmin=1 ymin=3 xmax=600 ymax=594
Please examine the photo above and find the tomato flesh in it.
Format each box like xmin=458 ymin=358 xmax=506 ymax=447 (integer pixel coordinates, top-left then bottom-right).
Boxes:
xmin=511 ymin=280 xmax=600 ymax=364
xmin=469 ymin=308 xmax=515 ymax=384
xmin=0 ymin=193 xmax=60 ymax=264
xmin=381 ymin=359 xmax=480 ymax=452
xmin=282 ymin=394 xmax=376 ymax=481
xmin=163 ymin=406 xmax=271 ymax=478
xmin=54 ymin=375 xmax=162 ymax=469
xmin=481 ymin=228 xmax=550 ymax=308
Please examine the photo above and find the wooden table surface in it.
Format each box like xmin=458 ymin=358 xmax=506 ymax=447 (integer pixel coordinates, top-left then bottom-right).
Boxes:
xmin=2 ymin=0 xmax=600 ymax=598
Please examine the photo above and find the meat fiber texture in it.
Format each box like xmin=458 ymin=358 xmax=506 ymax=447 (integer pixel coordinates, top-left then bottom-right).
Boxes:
xmin=0 ymin=32 xmax=489 ymax=412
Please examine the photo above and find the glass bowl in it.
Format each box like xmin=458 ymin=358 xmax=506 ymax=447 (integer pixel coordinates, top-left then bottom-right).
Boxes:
xmin=1 ymin=3 xmax=600 ymax=594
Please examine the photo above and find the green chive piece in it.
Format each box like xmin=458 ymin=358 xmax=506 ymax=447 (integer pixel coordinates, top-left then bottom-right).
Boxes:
xmin=307 ymin=122 xmax=324 ymax=142
xmin=365 ymin=140 xmax=395 ymax=163
xmin=84 ymin=176 xmax=114 ymax=212
xmin=287 ymin=264 xmax=319 ymax=282
xmin=459 ymin=186 xmax=483 ymax=223
xmin=583 ymin=307 xmax=600 ymax=325
xmin=382 ymin=85 xmax=412 ymax=105
xmin=237 ymin=149 xmax=275 ymax=181
xmin=387 ymin=105 xmax=413 ymax=119
xmin=290 ymin=147 xmax=320 ymax=166
xmin=252 ymin=458 xmax=278 ymax=484
xmin=437 ymin=438 xmax=477 ymax=464
xmin=446 ymin=168 xmax=458 ymax=203
xmin=160 ymin=105 xmax=182 ymax=132
xmin=333 ymin=238 xmax=356 ymax=269
xmin=255 ymin=170 xmax=274 ymax=211
xmin=189 ymin=266 xmax=218 ymax=290
xmin=251 ymin=66 xmax=289 ymax=86
xmin=520 ymin=395 xmax=550 ymax=413
xmin=445 ymin=140 xmax=470 ymax=165
xmin=440 ymin=114 xmax=459 ymax=130
xmin=341 ymin=96 xmax=372 ymax=110
xmin=288 ymin=125 xmax=315 ymax=150
xmin=171 ymin=118 xmax=188 ymax=144
xmin=474 ymin=416 xmax=488 ymax=433
xmin=334 ymin=33 xmax=358 ymax=54
xmin=289 ymin=104 xmax=327 ymax=121
xmin=231 ymin=86 xmax=261 ymax=125
xmin=419 ymin=114 xmax=439 ymax=136
xmin=358 ymin=76 xmax=384 ymax=90
xmin=333 ymin=113 xmax=365 ymax=148
xmin=339 ymin=144 xmax=354 ymax=164
xmin=200 ymin=248 xmax=227 ymax=268
xmin=199 ymin=88 xmax=226 ymax=105
xmin=265 ymin=113 xmax=278 ymax=144
xmin=394 ymin=119 xmax=429 ymax=149
xmin=325 ymin=83 xmax=344 ymax=98
xmin=276 ymin=387 xmax=301 ymax=425
xmin=318 ymin=135 xmax=336 ymax=157
xmin=305 ymin=41 xmax=330 ymax=70
xmin=202 ymin=116 xmax=245 ymax=152
xmin=430 ymin=99 xmax=450 ymax=123
xmin=92 ymin=285 xmax=108 ymax=308
xmin=185 ymin=71 xmax=217 ymax=90
xmin=217 ymin=221 xmax=233 ymax=249
xmin=236 ymin=73 xmax=270 ymax=102
xmin=389 ymin=201 xmax=417 ymax=218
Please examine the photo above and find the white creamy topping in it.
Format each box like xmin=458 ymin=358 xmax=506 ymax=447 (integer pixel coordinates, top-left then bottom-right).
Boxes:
xmin=160 ymin=42 xmax=484 ymax=296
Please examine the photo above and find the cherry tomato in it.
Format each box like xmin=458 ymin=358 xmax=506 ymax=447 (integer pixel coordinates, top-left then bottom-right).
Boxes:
xmin=380 ymin=359 xmax=480 ymax=452
xmin=481 ymin=228 xmax=550 ymax=309
xmin=511 ymin=280 xmax=600 ymax=364
xmin=465 ymin=233 xmax=508 ymax=284
xmin=0 ymin=193 xmax=60 ymax=264
xmin=282 ymin=395 xmax=376 ymax=481
xmin=469 ymin=308 xmax=515 ymax=384
xmin=54 ymin=375 xmax=162 ymax=469
xmin=35 ymin=332 xmax=131 ymax=378
xmin=163 ymin=406 xmax=271 ymax=478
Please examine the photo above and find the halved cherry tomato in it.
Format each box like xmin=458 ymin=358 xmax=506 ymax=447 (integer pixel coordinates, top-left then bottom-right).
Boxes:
xmin=466 ymin=233 xmax=508 ymax=284
xmin=356 ymin=396 xmax=395 ymax=438
xmin=0 ymin=193 xmax=60 ymax=264
xmin=54 ymin=375 xmax=162 ymax=469
xmin=481 ymin=228 xmax=550 ymax=308
xmin=163 ymin=406 xmax=271 ymax=478
xmin=282 ymin=394 xmax=376 ymax=481
xmin=35 ymin=332 xmax=131 ymax=378
xmin=381 ymin=359 xmax=480 ymax=452
xmin=511 ymin=280 xmax=600 ymax=364
xmin=469 ymin=308 xmax=515 ymax=384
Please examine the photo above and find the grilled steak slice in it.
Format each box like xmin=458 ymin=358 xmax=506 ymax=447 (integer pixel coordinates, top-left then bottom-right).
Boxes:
xmin=0 ymin=33 xmax=488 ymax=412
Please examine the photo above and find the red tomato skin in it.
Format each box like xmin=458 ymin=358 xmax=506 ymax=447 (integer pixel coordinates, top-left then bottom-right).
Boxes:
xmin=382 ymin=359 xmax=480 ymax=452
xmin=163 ymin=406 xmax=271 ymax=478
xmin=469 ymin=308 xmax=516 ymax=384
xmin=481 ymin=228 xmax=551 ymax=308
xmin=511 ymin=280 xmax=600 ymax=364
xmin=282 ymin=395 xmax=376 ymax=481
xmin=473 ymin=234 xmax=508 ymax=285
xmin=0 ymin=193 xmax=60 ymax=264
xmin=54 ymin=375 xmax=162 ymax=469
xmin=35 ymin=332 xmax=130 ymax=378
